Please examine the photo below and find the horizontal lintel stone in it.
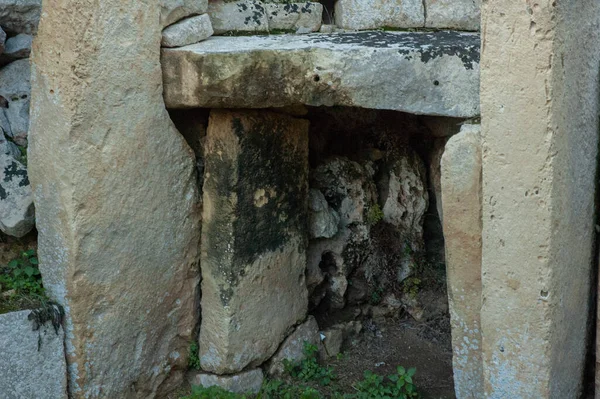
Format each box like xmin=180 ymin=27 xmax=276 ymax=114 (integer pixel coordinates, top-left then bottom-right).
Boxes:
xmin=162 ymin=31 xmax=480 ymax=118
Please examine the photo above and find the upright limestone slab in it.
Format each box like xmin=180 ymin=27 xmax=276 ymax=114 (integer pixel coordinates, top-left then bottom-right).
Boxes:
xmin=481 ymin=0 xmax=600 ymax=397
xmin=28 ymin=0 xmax=201 ymax=397
xmin=200 ymin=110 xmax=309 ymax=374
xmin=440 ymin=124 xmax=483 ymax=398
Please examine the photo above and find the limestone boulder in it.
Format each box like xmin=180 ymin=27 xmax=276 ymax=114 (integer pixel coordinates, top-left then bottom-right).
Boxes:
xmin=200 ymin=110 xmax=309 ymax=374
xmin=188 ymin=369 xmax=264 ymax=394
xmin=162 ymin=14 xmax=213 ymax=48
xmin=441 ymin=123 xmax=483 ymax=397
xmin=0 ymin=33 xmax=33 ymax=66
xmin=266 ymin=316 xmax=320 ymax=376
xmin=160 ymin=0 xmax=209 ymax=28
xmin=266 ymin=2 xmax=323 ymax=32
xmin=377 ymin=149 xmax=428 ymax=250
xmin=0 ymin=0 xmax=41 ymax=34
xmin=0 ymin=310 xmax=68 ymax=398
xmin=208 ymin=0 xmax=269 ymax=34
xmin=162 ymin=31 xmax=481 ymax=118
xmin=334 ymin=0 xmax=424 ymax=30
xmin=425 ymin=0 xmax=480 ymax=31
xmin=29 ymin=0 xmax=201 ymax=396
xmin=309 ymin=188 xmax=339 ymax=239
xmin=0 ymin=59 xmax=31 ymax=146
xmin=0 ymin=150 xmax=34 ymax=237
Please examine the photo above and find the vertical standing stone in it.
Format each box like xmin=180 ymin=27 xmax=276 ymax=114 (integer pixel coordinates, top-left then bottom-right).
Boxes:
xmin=28 ymin=0 xmax=201 ymax=397
xmin=200 ymin=110 xmax=309 ymax=374
xmin=441 ymin=124 xmax=483 ymax=398
xmin=480 ymin=1 xmax=600 ymax=397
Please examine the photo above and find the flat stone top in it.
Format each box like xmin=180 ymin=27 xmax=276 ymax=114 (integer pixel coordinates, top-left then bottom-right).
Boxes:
xmin=162 ymin=31 xmax=481 ymax=117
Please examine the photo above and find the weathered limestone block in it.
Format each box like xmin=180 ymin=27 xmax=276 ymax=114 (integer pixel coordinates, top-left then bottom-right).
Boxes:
xmin=266 ymin=316 xmax=320 ymax=376
xmin=425 ymin=0 xmax=480 ymax=31
xmin=266 ymin=2 xmax=323 ymax=32
xmin=162 ymin=31 xmax=480 ymax=118
xmin=188 ymin=369 xmax=264 ymax=394
xmin=200 ymin=110 xmax=309 ymax=374
xmin=160 ymin=0 xmax=209 ymax=28
xmin=480 ymin=0 xmax=600 ymax=397
xmin=162 ymin=14 xmax=213 ymax=48
xmin=377 ymin=149 xmax=428 ymax=250
xmin=0 ymin=59 xmax=31 ymax=146
xmin=208 ymin=0 xmax=269 ymax=34
xmin=309 ymin=188 xmax=340 ymax=239
xmin=0 ymin=0 xmax=41 ymax=34
xmin=0 ymin=33 xmax=33 ymax=66
xmin=0 ymin=310 xmax=67 ymax=398
xmin=440 ymin=124 xmax=483 ymax=398
xmin=334 ymin=0 xmax=424 ymax=30
xmin=29 ymin=0 xmax=201 ymax=397
xmin=0 ymin=150 xmax=34 ymax=237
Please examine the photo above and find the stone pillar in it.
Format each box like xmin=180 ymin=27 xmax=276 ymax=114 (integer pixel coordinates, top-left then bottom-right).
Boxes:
xmin=28 ymin=1 xmax=201 ymax=397
xmin=200 ymin=110 xmax=309 ymax=374
xmin=480 ymin=1 xmax=600 ymax=397
xmin=441 ymin=124 xmax=483 ymax=398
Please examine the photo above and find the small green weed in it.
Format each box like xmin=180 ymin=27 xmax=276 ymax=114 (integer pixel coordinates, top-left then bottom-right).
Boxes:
xmin=365 ymin=205 xmax=384 ymax=226
xmin=182 ymin=385 xmax=247 ymax=399
xmin=188 ymin=340 xmax=201 ymax=370
xmin=353 ymin=367 xmax=418 ymax=399
xmin=258 ymin=380 xmax=322 ymax=399
xmin=369 ymin=286 xmax=384 ymax=305
xmin=284 ymin=342 xmax=336 ymax=386
xmin=0 ymin=249 xmax=43 ymax=296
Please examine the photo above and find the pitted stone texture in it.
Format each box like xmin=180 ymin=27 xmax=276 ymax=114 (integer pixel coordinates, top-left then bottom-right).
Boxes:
xmin=309 ymin=188 xmax=340 ymax=239
xmin=266 ymin=2 xmax=322 ymax=32
xmin=160 ymin=0 xmax=209 ymax=28
xmin=188 ymin=369 xmax=264 ymax=394
xmin=29 ymin=0 xmax=201 ymax=396
xmin=377 ymin=149 xmax=428 ymax=250
xmin=481 ymin=0 xmax=600 ymax=397
xmin=0 ymin=59 xmax=31 ymax=146
xmin=0 ymin=151 xmax=33 ymax=237
xmin=0 ymin=0 xmax=41 ymax=34
xmin=425 ymin=0 xmax=480 ymax=31
xmin=162 ymin=31 xmax=480 ymax=118
xmin=200 ymin=110 xmax=309 ymax=374
xmin=0 ymin=310 xmax=67 ymax=398
xmin=162 ymin=14 xmax=213 ymax=48
xmin=266 ymin=316 xmax=320 ymax=376
xmin=334 ymin=0 xmax=424 ymax=30
xmin=208 ymin=0 xmax=269 ymax=34
xmin=440 ymin=124 xmax=483 ymax=398
xmin=0 ymin=33 xmax=32 ymax=66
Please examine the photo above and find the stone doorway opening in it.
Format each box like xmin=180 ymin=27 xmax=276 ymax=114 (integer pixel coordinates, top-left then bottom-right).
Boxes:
xmin=169 ymin=105 xmax=466 ymax=396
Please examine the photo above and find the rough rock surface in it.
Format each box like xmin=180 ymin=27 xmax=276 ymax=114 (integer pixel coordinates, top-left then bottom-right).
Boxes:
xmin=162 ymin=14 xmax=213 ymax=48
xmin=0 ymin=59 xmax=31 ymax=146
xmin=0 ymin=0 xmax=41 ymax=34
xmin=425 ymin=0 xmax=480 ymax=31
xmin=0 ymin=310 xmax=67 ymax=398
xmin=160 ymin=0 xmax=209 ymax=28
xmin=440 ymin=124 xmax=483 ymax=398
xmin=334 ymin=0 xmax=424 ymax=30
xmin=0 ymin=33 xmax=32 ymax=66
xmin=188 ymin=369 xmax=264 ymax=394
xmin=309 ymin=188 xmax=340 ymax=239
xmin=162 ymin=31 xmax=481 ymax=118
xmin=377 ymin=149 xmax=428 ymax=250
xmin=0 ymin=26 xmax=5 ymax=56
xmin=28 ymin=0 xmax=201 ymax=396
xmin=266 ymin=316 xmax=320 ymax=376
xmin=266 ymin=2 xmax=323 ymax=32
xmin=0 ymin=149 xmax=34 ymax=237
xmin=208 ymin=0 xmax=269 ymax=34
xmin=0 ymin=131 xmax=20 ymax=158
xmin=200 ymin=110 xmax=309 ymax=374
xmin=429 ymin=137 xmax=448 ymax=223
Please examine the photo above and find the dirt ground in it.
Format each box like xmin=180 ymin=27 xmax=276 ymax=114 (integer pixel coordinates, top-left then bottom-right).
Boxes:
xmin=321 ymin=316 xmax=455 ymax=399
